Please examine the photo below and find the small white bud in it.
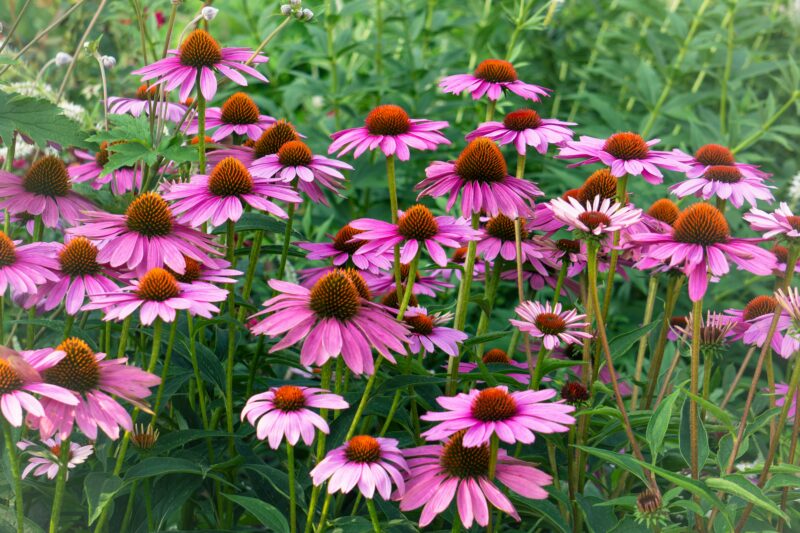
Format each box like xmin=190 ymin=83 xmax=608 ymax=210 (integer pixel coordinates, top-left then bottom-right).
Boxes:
xmin=290 ymin=0 xmax=302 ymax=6
xmin=280 ymin=4 xmax=292 ymax=15
xmin=54 ymin=52 xmax=73 ymax=66
xmin=100 ymin=55 xmax=116 ymax=69
xmin=201 ymin=6 xmax=219 ymax=20
xmin=302 ymin=8 xmax=313 ymax=20
xmin=294 ymin=9 xmax=305 ymax=19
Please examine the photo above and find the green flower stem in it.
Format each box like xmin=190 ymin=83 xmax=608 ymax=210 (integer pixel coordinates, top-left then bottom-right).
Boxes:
xmin=277 ymin=201 xmax=297 ymax=281
xmin=446 ymin=213 xmax=480 ymax=395
xmin=530 ymin=345 xmax=550 ymax=390
xmin=2 ymin=421 xmax=24 ymax=533
xmin=485 ymin=100 xmax=496 ymax=122
xmin=689 ymin=299 xmax=703 ymax=485
xmin=241 ymin=230 xmax=263 ymax=301
xmin=325 ymin=0 xmax=340 ymax=127
xmin=225 ymin=220 xmax=237 ymax=453
xmin=303 ymin=361 xmax=333 ymax=533
xmin=186 ymin=313 xmax=210 ymax=430
xmin=3 ymin=133 xmax=17 ymax=171
xmin=731 ymin=91 xmax=800 ymax=155
xmin=551 ymin=260 xmax=568 ymax=306
xmin=630 ymin=274 xmax=659 ymax=409
xmin=600 ymin=174 xmax=628 ymax=321
xmin=475 ymin=259 xmax=503 ymax=352
xmin=396 ymin=252 xmax=419 ymax=321
xmin=150 ymin=319 xmax=179 ymax=423
xmin=196 ymin=79 xmax=207 ymax=173
xmin=365 ymin=498 xmax=382 ymax=533
xmin=26 ymin=217 xmax=44 ymax=349
xmin=0 ymin=295 xmax=4 ymax=345
xmin=287 ymin=444 xmax=297 ymax=533
xmin=642 ymin=275 xmax=684 ymax=409
xmin=104 ymin=320 xmax=112 ymax=355
xmin=719 ymin=345 xmax=756 ymax=409
xmin=49 ymin=435 xmax=71 ymax=533
xmin=385 ymin=156 xmax=403 ymax=298
xmin=701 ymin=348 xmax=713 ymax=420
xmin=116 ymin=316 xmax=131 ymax=358
xmin=720 ymin=4 xmax=736 ymax=136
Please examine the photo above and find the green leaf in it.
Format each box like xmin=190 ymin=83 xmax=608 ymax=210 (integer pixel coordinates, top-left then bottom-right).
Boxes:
xmin=681 ymin=388 xmax=733 ymax=428
xmin=679 ymin=398 xmax=708 ymax=470
xmin=222 ymin=494 xmax=289 ymax=533
xmin=462 ymin=330 xmax=509 ymax=347
xmin=124 ymin=457 xmax=209 ymax=481
xmin=0 ymin=91 xmax=90 ymax=148
xmin=573 ymin=446 xmax=647 ymax=484
xmin=211 ymin=212 xmax=288 ymax=235
xmin=608 ymin=320 xmax=661 ymax=360
xmin=646 ymin=389 xmax=681 ymax=459
xmin=84 ymin=473 xmax=124 ymax=525
xmin=706 ymin=475 xmax=789 ymax=523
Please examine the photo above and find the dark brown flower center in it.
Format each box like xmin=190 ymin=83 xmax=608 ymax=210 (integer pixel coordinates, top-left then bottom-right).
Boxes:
xmin=344 ymin=435 xmax=381 ymax=463
xmin=647 ymin=198 xmax=680 ymax=226
xmin=535 ymin=312 xmax=566 ymax=335
xmin=502 ymin=109 xmax=542 ymax=131
xmin=471 ymin=387 xmax=517 ymax=422
xmin=474 ymin=59 xmax=518 ymax=83
xmin=454 ymin=137 xmax=507 ymax=183
xmin=743 ymin=295 xmax=777 ymax=321
xmin=125 ymin=193 xmax=174 ymax=237
xmin=342 ymin=268 xmax=371 ymax=299
xmin=695 ymin=144 xmax=735 ymax=167
xmin=578 ymin=211 xmax=612 ymax=231
xmin=451 ymin=246 xmax=468 ymax=264
xmin=579 ymin=168 xmax=617 ymax=203
xmin=670 ymin=316 xmax=688 ymax=329
xmin=179 ymin=30 xmax=222 ymax=68
xmin=253 ymin=120 xmax=299 ymax=158
xmin=380 ymin=289 xmax=417 ymax=309
xmin=603 ymin=132 xmax=649 ymax=161
xmin=332 ymin=225 xmax=365 ymax=255
xmin=0 ymin=359 xmax=23 ymax=395
xmin=563 ymin=188 xmax=581 ymax=201
xmin=208 ymin=157 xmax=254 ymax=197
xmin=23 ymin=156 xmax=71 ymax=197
xmin=786 ymin=216 xmax=800 ymax=232
xmin=405 ymin=314 xmax=434 ymax=335
xmin=59 ymin=237 xmax=102 ymax=277
xmin=561 ymin=381 xmax=589 ymax=404
xmin=167 ymin=256 xmax=202 ymax=283
xmin=131 ymin=424 xmax=160 ymax=450
xmin=365 ymin=105 xmax=411 ymax=136
xmin=95 ymin=142 xmax=110 ymax=167
xmin=556 ymin=239 xmax=580 ymax=254
xmin=309 ymin=270 xmax=361 ymax=321
xmin=42 ymin=338 xmax=100 ymax=394
xmin=220 ymin=92 xmax=260 ymax=125
xmin=0 ymin=232 xmax=17 ymax=267
xmin=637 ymin=489 xmax=662 ymax=514
xmin=135 ymin=84 xmax=158 ymax=100
xmin=672 ymin=203 xmax=729 ymax=246
xmin=440 ymin=430 xmax=490 ymax=478
xmin=398 ymin=205 xmax=439 ymax=241
xmin=277 ymin=140 xmax=313 ymax=167
xmin=704 ymin=165 xmax=742 ymax=184
xmin=482 ymin=348 xmax=510 ymax=364
xmin=272 ymin=385 xmax=306 ymax=411
xmin=136 ymin=268 xmax=181 ymax=301
xmin=772 ymin=245 xmax=789 ymax=264
xmin=486 ymin=213 xmax=522 ymax=242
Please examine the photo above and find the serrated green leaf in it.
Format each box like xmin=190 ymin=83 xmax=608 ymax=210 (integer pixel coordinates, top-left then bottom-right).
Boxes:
xmin=0 ymin=92 xmax=90 ymax=148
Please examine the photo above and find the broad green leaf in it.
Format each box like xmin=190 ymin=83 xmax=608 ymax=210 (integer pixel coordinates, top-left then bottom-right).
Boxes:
xmin=706 ymin=475 xmax=789 ymax=523
xmin=573 ymin=445 xmax=647 ymax=484
xmin=679 ymin=398 xmax=708 ymax=470
xmin=608 ymin=320 xmax=661 ymax=361
xmin=646 ymin=389 xmax=681 ymax=459
xmin=124 ymin=457 xmax=209 ymax=481
xmin=211 ymin=212 xmax=289 ymax=235
xmin=682 ymin=388 xmax=733 ymax=428
xmin=0 ymin=91 xmax=90 ymax=148
xmin=462 ymin=330 xmax=509 ymax=347
xmin=222 ymin=494 xmax=289 ymax=533
xmin=84 ymin=472 xmax=124 ymax=525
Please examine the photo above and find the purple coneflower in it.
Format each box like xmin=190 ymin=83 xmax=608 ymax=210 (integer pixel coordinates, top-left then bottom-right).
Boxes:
xmin=185 ymin=92 xmax=274 ymax=140
xmin=68 ymin=192 xmax=219 ymax=275
xmin=133 ymin=29 xmax=268 ymax=101
xmin=466 ymin=108 xmax=574 ymax=154
xmin=420 ymin=386 xmax=575 ymax=446
xmin=84 ymin=267 xmax=227 ymax=324
xmin=241 ymin=385 xmax=348 ymax=449
xmin=206 ymin=119 xmax=304 ymax=168
xmin=669 ymin=165 xmax=773 ymax=208
xmin=351 ymin=205 xmax=480 ymax=266
xmin=399 ymin=430 xmax=552 ymax=528
xmin=0 ymin=156 xmax=94 ymax=228
xmin=557 ymin=132 xmax=689 ymax=184
xmin=164 ymin=157 xmax=302 ymax=226
xmin=744 ymin=202 xmax=800 ymax=241
xmin=107 ymin=84 xmax=188 ymax=123
xmin=477 ymin=213 xmax=548 ymax=265
xmin=548 ymin=195 xmax=642 ymax=239
xmin=774 ymin=383 xmax=798 ymax=419
xmin=367 ymin=265 xmax=452 ymax=298
xmin=631 ymin=202 xmax=776 ymax=301
xmin=249 ymin=140 xmax=352 ymax=205
xmin=403 ymin=306 xmax=467 ymax=357
xmin=297 ymin=224 xmax=392 ymax=274
xmin=458 ymin=348 xmax=531 ymax=384
xmin=310 ymin=435 xmax=408 ymax=499
xmin=18 ymin=438 xmax=92 ymax=480
xmin=328 ymin=104 xmax=450 ymax=161
xmin=416 ymin=137 xmax=542 ymax=218
xmin=69 ymin=143 xmax=144 ymax=195
xmin=0 ymin=232 xmax=59 ymax=295
xmin=163 ymin=256 xmax=241 ymax=285
xmin=675 ymin=143 xmax=770 ymax=181
xmin=726 ymin=295 xmax=798 ymax=358
xmin=510 ymin=300 xmax=592 ymax=350
xmin=439 ymin=59 xmax=551 ymax=102
xmin=249 ymin=270 xmax=410 ymax=375
xmin=25 ymin=338 xmax=160 ymax=440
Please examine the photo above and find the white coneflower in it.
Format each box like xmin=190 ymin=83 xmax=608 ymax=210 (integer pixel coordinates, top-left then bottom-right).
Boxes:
xmin=787 ymin=172 xmax=800 ymax=204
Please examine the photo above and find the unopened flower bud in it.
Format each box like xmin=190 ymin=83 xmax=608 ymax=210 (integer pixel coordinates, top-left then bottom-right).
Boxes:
xmin=294 ymin=9 xmax=304 ymax=19
xmin=201 ymin=6 xmax=219 ymax=20
xmin=100 ymin=55 xmax=116 ymax=69
xmin=302 ymin=8 xmax=313 ymax=20
xmin=54 ymin=52 xmax=73 ymax=66
xmin=290 ymin=0 xmax=302 ymax=6
xmin=281 ymin=4 xmax=292 ymax=15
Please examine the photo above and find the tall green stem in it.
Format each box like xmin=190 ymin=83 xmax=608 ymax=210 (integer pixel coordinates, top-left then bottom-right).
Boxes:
xmin=150 ymin=319 xmax=179 ymax=423
xmin=2 ymin=422 xmax=24 ymax=533
xmin=631 ymin=275 xmax=659 ymax=409
xmin=225 ymin=220 xmax=237 ymax=452
xmin=385 ymin=156 xmax=404 ymax=297
xmin=303 ymin=362 xmax=333 ymax=533
xmin=277 ymin=202 xmax=296 ymax=281
xmin=600 ymin=174 xmax=628 ymax=320
xmin=732 ymin=91 xmax=800 ymax=154
xmin=196 ymin=82 xmax=207 ymax=173
xmin=365 ymin=498 xmax=382 ymax=533
xmin=187 ymin=313 xmax=209 ymax=430
xmin=49 ymin=436 xmax=71 ymax=533
xmin=689 ymin=299 xmax=703 ymax=484
xmin=287 ymin=444 xmax=297 ymax=533
xmin=642 ymin=275 xmax=684 ymax=408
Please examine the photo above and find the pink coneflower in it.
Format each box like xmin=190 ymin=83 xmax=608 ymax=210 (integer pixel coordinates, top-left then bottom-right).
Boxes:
xmin=632 ymin=203 xmax=776 ymax=301
xmin=241 ymin=385 xmax=348 ymax=449
xmin=0 ymin=232 xmax=60 ymax=296
xmin=774 ymin=383 xmax=798 ymax=419
xmin=206 ymin=119 xmax=304 ymax=168
xmin=310 ymin=435 xmax=408 ymax=499
xmin=477 ymin=213 xmax=548 ymax=264
xmin=68 ymin=192 xmax=220 ymax=275
xmin=557 ymin=132 xmax=690 ymax=184
xmin=669 ymin=165 xmax=773 ymax=208
xmin=249 ymin=140 xmax=352 ymax=205
xmin=399 ymin=430 xmax=552 ymax=528
xmin=466 ymin=108 xmax=574 ymax=154
xmin=163 ymin=256 xmax=241 ymax=285
xmin=367 ymin=265 xmax=452 ymax=298
xmin=744 ymin=202 xmax=800 ymax=241
xmin=185 ymin=92 xmax=274 ymax=140
xmin=0 ymin=349 xmax=78 ymax=427
xmin=68 ymin=143 xmax=144 ymax=195
xmin=439 ymin=59 xmax=551 ymax=102
xmin=328 ymin=104 xmax=450 ymax=161
xmin=420 ymin=386 xmax=575 ymax=446
xmin=84 ymin=267 xmax=227 ymax=324
xmin=403 ymin=306 xmax=467 ymax=357
xmin=163 ymin=157 xmax=302 ymax=226
xmin=132 ymin=29 xmax=268 ymax=102
xmin=670 ymin=311 xmax=738 ymax=356
xmin=510 ymin=300 xmax=591 ymax=350
xmin=458 ymin=348 xmax=531 ymax=384
xmin=726 ymin=295 xmax=799 ymax=358
xmin=107 ymin=84 xmax=188 ymax=123
xmin=533 ymin=236 xmax=587 ymax=278
xmin=548 ymin=195 xmax=642 ymax=240
xmin=0 ymin=156 xmax=94 ymax=228
xmin=18 ymin=438 xmax=92 ymax=480
xmin=351 ymin=205 xmax=480 ymax=266
xmin=416 ymin=137 xmax=543 ymax=218
xmin=39 ymin=237 xmax=119 ymax=315
xmin=675 ymin=143 xmax=770 ymax=181
xmin=249 ymin=270 xmax=410 ymax=375
xmin=25 ymin=338 xmax=160 ymax=440
xmin=297 ymin=224 xmax=392 ymax=274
